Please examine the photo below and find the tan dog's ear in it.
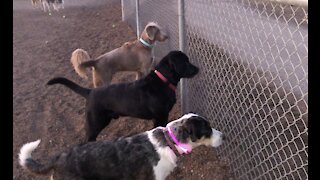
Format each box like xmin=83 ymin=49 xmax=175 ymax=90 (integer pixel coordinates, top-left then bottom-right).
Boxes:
xmin=146 ymin=25 xmax=159 ymax=41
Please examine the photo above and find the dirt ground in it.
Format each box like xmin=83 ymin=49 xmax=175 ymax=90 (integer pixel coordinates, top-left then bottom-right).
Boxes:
xmin=13 ymin=0 xmax=232 ymax=179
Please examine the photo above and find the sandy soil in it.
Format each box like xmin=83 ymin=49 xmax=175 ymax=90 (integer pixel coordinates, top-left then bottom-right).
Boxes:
xmin=13 ymin=0 xmax=232 ymax=179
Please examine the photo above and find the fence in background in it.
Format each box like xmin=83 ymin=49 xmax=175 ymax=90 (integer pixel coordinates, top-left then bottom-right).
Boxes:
xmin=122 ymin=0 xmax=308 ymax=179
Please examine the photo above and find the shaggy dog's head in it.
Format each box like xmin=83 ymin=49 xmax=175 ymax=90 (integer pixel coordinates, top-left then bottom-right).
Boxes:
xmin=166 ymin=113 xmax=224 ymax=149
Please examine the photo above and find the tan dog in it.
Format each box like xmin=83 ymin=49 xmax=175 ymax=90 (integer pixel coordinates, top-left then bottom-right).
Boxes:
xmin=71 ymin=22 xmax=168 ymax=87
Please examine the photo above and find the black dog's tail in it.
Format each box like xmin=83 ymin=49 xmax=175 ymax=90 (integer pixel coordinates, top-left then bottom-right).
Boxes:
xmin=80 ymin=60 xmax=96 ymax=68
xmin=47 ymin=77 xmax=91 ymax=99
xmin=19 ymin=140 xmax=56 ymax=175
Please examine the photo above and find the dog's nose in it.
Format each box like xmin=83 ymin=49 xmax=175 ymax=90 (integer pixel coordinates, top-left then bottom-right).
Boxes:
xmin=189 ymin=65 xmax=199 ymax=75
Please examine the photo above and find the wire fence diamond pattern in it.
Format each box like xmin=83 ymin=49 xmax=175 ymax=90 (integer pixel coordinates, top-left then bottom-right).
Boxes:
xmin=122 ymin=0 xmax=308 ymax=179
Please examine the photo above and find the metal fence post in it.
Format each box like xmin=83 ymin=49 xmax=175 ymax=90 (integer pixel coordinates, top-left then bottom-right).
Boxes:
xmin=121 ymin=0 xmax=125 ymax=21
xmin=135 ymin=0 xmax=140 ymax=38
xmin=178 ymin=0 xmax=186 ymax=113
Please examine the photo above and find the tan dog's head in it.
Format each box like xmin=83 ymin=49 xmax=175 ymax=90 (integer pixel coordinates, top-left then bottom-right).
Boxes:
xmin=141 ymin=22 xmax=168 ymax=42
xmin=166 ymin=113 xmax=224 ymax=149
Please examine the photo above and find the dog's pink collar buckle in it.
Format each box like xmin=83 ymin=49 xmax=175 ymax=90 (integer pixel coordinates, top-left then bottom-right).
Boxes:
xmin=154 ymin=70 xmax=176 ymax=91
xmin=167 ymin=126 xmax=192 ymax=154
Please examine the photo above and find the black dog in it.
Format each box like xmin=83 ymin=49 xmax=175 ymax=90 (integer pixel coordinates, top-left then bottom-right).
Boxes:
xmin=47 ymin=51 xmax=199 ymax=142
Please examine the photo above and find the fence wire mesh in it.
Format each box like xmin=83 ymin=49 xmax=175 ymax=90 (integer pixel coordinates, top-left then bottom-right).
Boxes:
xmin=122 ymin=0 xmax=308 ymax=179
xmin=122 ymin=0 xmax=137 ymax=32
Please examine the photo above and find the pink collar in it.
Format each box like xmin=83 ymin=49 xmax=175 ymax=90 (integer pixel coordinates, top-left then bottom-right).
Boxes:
xmin=167 ymin=126 xmax=192 ymax=154
xmin=154 ymin=70 xmax=176 ymax=91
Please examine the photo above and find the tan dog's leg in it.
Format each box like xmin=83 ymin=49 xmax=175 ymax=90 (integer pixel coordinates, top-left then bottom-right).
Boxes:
xmin=151 ymin=56 xmax=157 ymax=69
xmin=92 ymin=69 xmax=103 ymax=88
xmin=135 ymin=72 xmax=143 ymax=80
xmin=50 ymin=175 xmax=54 ymax=180
xmin=92 ymin=66 xmax=113 ymax=87
xmin=53 ymin=4 xmax=58 ymax=11
xmin=42 ymin=1 xmax=50 ymax=12
xmin=42 ymin=1 xmax=46 ymax=12
xmin=93 ymin=69 xmax=113 ymax=88
xmin=141 ymin=60 xmax=153 ymax=78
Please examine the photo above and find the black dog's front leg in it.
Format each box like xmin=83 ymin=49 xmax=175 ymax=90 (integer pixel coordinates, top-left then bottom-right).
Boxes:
xmin=152 ymin=114 xmax=169 ymax=128
xmin=84 ymin=110 xmax=113 ymax=142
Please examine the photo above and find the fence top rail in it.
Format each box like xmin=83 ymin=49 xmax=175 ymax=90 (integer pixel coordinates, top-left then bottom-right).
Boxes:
xmin=268 ymin=0 xmax=308 ymax=7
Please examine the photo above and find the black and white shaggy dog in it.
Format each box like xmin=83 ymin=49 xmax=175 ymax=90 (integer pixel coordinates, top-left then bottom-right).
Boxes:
xmin=47 ymin=51 xmax=199 ymax=142
xmin=19 ymin=113 xmax=224 ymax=180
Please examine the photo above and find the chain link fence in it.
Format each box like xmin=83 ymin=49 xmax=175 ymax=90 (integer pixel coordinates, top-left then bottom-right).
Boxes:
xmin=122 ymin=0 xmax=308 ymax=179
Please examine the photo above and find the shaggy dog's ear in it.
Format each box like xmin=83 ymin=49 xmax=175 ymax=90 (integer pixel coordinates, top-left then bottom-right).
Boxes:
xmin=183 ymin=117 xmax=213 ymax=142
xmin=146 ymin=25 xmax=159 ymax=41
xmin=177 ymin=118 xmax=198 ymax=143
xmin=184 ymin=121 xmax=198 ymax=142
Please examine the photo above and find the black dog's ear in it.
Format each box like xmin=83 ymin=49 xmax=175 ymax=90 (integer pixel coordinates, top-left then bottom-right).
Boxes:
xmin=168 ymin=54 xmax=186 ymax=75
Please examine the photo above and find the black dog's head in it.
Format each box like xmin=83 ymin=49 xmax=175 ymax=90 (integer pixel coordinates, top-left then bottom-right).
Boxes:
xmin=166 ymin=113 xmax=224 ymax=148
xmin=155 ymin=51 xmax=199 ymax=84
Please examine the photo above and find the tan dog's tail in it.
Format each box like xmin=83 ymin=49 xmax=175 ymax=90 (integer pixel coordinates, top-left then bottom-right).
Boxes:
xmin=70 ymin=48 xmax=93 ymax=79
